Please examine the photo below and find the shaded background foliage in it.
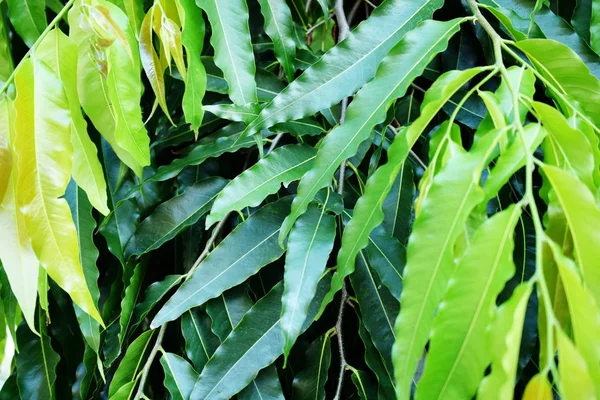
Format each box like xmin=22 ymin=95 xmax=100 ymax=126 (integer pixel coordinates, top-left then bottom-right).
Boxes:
xmin=0 ymin=0 xmax=599 ymax=399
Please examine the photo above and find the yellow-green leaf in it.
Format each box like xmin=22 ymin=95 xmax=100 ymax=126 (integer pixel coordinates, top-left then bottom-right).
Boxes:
xmin=36 ymin=29 xmax=109 ymax=216
xmin=556 ymin=328 xmax=596 ymax=400
xmin=13 ymin=57 xmax=102 ymax=325
xmin=0 ymin=96 xmax=39 ymax=332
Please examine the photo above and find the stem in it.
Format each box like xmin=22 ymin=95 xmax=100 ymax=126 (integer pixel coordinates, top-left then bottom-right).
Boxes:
xmin=267 ymin=132 xmax=284 ymax=154
xmin=0 ymin=0 xmax=76 ymax=95
xmin=133 ymin=324 xmax=167 ymax=400
xmin=332 ymin=284 xmax=349 ymax=400
xmin=467 ymin=0 xmax=560 ymax=381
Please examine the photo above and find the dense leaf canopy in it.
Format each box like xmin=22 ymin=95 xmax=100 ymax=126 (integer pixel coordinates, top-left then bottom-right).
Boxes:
xmin=0 ymin=0 xmax=599 ymax=399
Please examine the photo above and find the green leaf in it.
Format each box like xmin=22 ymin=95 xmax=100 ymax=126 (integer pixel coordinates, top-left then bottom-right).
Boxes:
xmin=515 ymin=38 xmax=600 ymax=125
xmin=197 ymin=0 xmax=257 ymax=105
xmin=542 ymin=164 xmax=600 ymax=306
xmin=13 ymin=56 xmax=102 ymax=324
xmin=160 ymin=352 xmax=199 ymax=400
xmin=36 ymin=30 xmax=109 ymax=215
xmin=257 ymin=0 xmax=296 ymax=82
xmin=180 ymin=0 xmax=207 ymax=133
xmin=238 ymin=367 xmax=285 ymax=400
xmin=118 ymin=263 xmax=146 ymax=345
xmin=205 ymin=286 xmax=253 ymax=341
xmin=319 ymin=67 xmax=489 ymax=317
xmin=65 ymin=183 xmax=102 ymax=358
xmin=0 ymin=97 xmax=39 ymax=332
xmin=351 ymin=369 xmax=378 ymax=400
xmin=6 ymin=0 xmax=46 ymax=47
xmin=131 ymin=274 xmax=183 ymax=332
xmin=240 ymin=0 xmax=445 ymax=139
xmin=416 ymin=205 xmax=521 ymax=399
xmin=0 ymin=6 xmax=14 ymax=87
xmin=279 ymin=18 xmax=465 ymax=243
xmin=190 ymin=279 xmax=328 ymax=400
xmin=291 ymin=333 xmax=332 ymax=400
xmin=381 ymin=163 xmax=414 ymax=245
xmin=477 ymin=283 xmax=532 ymax=400
xmin=152 ymin=197 xmax=292 ymax=327
xmin=207 ymin=144 xmax=316 ymax=227
xmin=351 ymin=250 xmax=398 ymax=371
xmin=15 ymin=312 xmax=59 ymax=400
xmin=356 ymin=311 xmax=395 ymax=399
xmin=522 ymin=373 xmax=553 ymax=400
xmin=124 ymin=177 xmax=228 ymax=260
xmin=392 ymin=127 xmax=506 ymax=400
xmin=149 ymin=124 xmax=267 ymax=182
xmin=181 ymin=308 xmax=220 ymax=372
xmin=108 ymin=330 xmax=154 ymax=398
xmin=281 ymin=202 xmax=335 ymax=359
xmin=364 ymin=223 xmax=405 ymax=301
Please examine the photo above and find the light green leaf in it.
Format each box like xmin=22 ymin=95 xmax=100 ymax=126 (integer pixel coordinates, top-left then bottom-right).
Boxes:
xmin=0 ymin=97 xmax=39 ymax=332
xmin=483 ymin=123 xmax=546 ymax=201
xmin=197 ymin=0 xmax=257 ymax=105
xmin=319 ymin=67 xmax=489 ymax=317
xmin=181 ymin=308 xmax=220 ymax=372
xmin=180 ymin=0 xmax=207 ymax=133
xmin=190 ymin=279 xmax=328 ymax=400
xmin=6 ymin=0 xmax=46 ymax=47
xmin=522 ymin=374 xmax=553 ymax=400
xmin=15 ymin=312 xmax=59 ymax=400
xmin=258 ymin=0 xmax=296 ymax=82
xmin=108 ymin=330 xmax=154 ymax=398
xmin=240 ymin=0 xmax=445 ymax=139
xmin=36 ymin=29 xmax=109 ymax=215
xmin=125 ymin=177 xmax=228 ymax=259
xmin=281 ymin=202 xmax=335 ymax=359
xmin=542 ymin=164 xmax=600 ymax=306
xmin=548 ymin=240 xmax=600 ymax=396
xmin=416 ymin=205 xmax=522 ymax=399
xmin=279 ymin=18 xmax=466 ymax=243
xmin=534 ymin=102 xmax=596 ymax=191
xmin=13 ymin=57 xmax=102 ymax=324
xmin=207 ymin=144 xmax=316 ymax=227
xmin=291 ymin=333 xmax=332 ymax=400
xmin=556 ymin=327 xmax=597 ymax=400
xmin=160 ymin=352 xmax=199 ymax=400
xmin=477 ymin=283 xmax=532 ymax=400
xmin=152 ymin=197 xmax=292 ymax=327
xmin=392 ymin=127 xmax=506 ymax=400
xmin=515 ymin=38 xmax=600 ymax=125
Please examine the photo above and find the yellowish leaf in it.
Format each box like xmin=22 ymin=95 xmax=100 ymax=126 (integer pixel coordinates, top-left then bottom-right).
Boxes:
xmin=522 ymin=374 xmax=553 ymax=400
xmin=13 ymin=57 xmax=102 ymax=325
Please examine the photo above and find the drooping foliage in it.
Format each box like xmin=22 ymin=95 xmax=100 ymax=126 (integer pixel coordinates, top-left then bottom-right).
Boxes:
xmin=0 ymin=0 xmax=599 ymax=398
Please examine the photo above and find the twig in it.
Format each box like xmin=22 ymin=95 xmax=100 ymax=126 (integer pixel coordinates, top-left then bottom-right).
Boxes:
xmin=347 ymin=0 xmax=363 ymax=25
xmin=0 ymin=0 xmax=76 ymax=95
xmin=133 ymin=324 xmax=167 ymax=400
xmin=305 ymin=0 xmax=313 ymax=12
xmin=306 ymin=16 xmax=334 ymax=36
xmin=334 ymin=0 xmax=350 ymax=42
xmin=332 ymin=284 xmax=349 ymax=400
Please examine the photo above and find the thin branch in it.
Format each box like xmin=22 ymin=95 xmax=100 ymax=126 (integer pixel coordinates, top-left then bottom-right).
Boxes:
xmin=133 ymin=323 xmax=167 ymax=400
xmin=306 ymin=15 xmax=334 ymax=36
xmin=332 ymin=284 xmax=349 ymax=400
xmin=332 ymin=3 xmax=351 ymax=399
xmin=347 ymin=0 xmax=363 ymax=25
xmin=0 ymin=0 xmax=76 ymax=95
